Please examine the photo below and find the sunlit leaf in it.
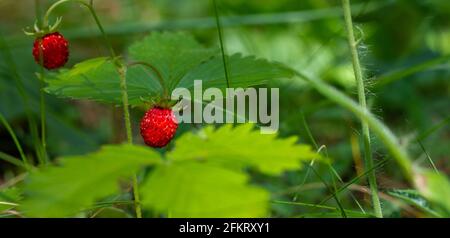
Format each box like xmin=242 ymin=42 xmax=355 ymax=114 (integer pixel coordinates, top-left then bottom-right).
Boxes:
xmin=20 ymin=144 xmax=161 ymax=217
xmin=141 ymin=161 xmax=269 ymax=217
xmin=168 ymin=124 xmax=319 ymax=175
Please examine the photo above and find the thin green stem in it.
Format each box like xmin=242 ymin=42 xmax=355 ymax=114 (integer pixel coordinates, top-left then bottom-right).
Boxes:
xmin=43 ymin=0 xmax=140 ymax=217
xmin=318 ymin=158 xmax=389 ymax=206
xmin=0 ymin=113 xmax=30 ymax=170
xmin=38 ymin=61 xmax=48 ymax=165
xmin=341 ymin=0 xmax=382 ymax=218
xmin=212 ymin=0 xmax=230 ymax=88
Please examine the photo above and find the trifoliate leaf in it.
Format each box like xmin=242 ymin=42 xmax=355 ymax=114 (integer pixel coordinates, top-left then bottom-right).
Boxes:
xmin=20 ymin=144 xmax=161 ymax=217
xmin=128 ymin=31 xmax=218 ymax=91
xmin=168 ymin=124 xmax=319 ymax=175
xmin=141 ymin=161 xmax=269 ymax=217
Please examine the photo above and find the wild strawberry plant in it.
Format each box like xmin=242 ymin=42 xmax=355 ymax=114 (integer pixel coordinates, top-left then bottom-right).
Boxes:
xmin=0 ymin=0 xmax=449 ymax=219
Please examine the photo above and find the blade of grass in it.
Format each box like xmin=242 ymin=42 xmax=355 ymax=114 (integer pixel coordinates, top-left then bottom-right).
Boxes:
xmin=417 ymin=141 xmax=439 ymax=173
xmin=272 ymin=200 xmax=372 ymax=217
xmin=0 ymin=151 xmax=26 ymax=169
xmin=0 ymin=113 xmax=30 ymax=170
xmin=341 ymin=0 xmax=382 ymax=217
xmin=35 ymin=0 xmax=49 ymax=165
xmin=308 ymin=164 xmax=347 ymax=218
xmin=375 ymin=55 xmax=450 ymax=89
xmin=414 ymin=116 xmax=450 ymax=173
xmin=296 ymin=112 xmax=365 ymax=213
xmin=416 ymin=115 xmax=450 ymax=141
xmin=42 ymin=0 xmax=141 ymax=218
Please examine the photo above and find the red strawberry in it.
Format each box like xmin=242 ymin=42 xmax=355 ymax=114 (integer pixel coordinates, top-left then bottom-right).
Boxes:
xmin=32 ymin=32 xmax=69 ymax=70
xmin=140 ymin=107 xmax=178 ymax=148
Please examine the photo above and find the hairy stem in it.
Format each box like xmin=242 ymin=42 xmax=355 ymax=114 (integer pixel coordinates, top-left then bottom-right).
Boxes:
xmin=43 ymin=0 xmax=141 ymax=218
xmin=296 ymin=71 xmax=413 ymax=181
xmin=341 ymin=0 xmax=382 ymax=218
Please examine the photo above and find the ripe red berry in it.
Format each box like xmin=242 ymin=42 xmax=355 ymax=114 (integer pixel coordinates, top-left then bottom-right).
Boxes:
xmin=32 ymin=32 xmax=69 ymax=70
xmin=140 ymin=107 xmax=178 ymax=148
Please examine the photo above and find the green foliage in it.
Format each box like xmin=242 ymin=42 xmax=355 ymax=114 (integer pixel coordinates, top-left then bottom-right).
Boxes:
xmin=141 ymin=161 xmax=269 ymax=217
xmin=20 ymin=144 xmax=161 ymax=217
xmin=19 ymin=124 xmax=318 ymax=217
xmin=416 ymin=171 xmax=450 ymax=217
xmin=45 ymin=32 xmax=292 ymax=106
xmin=169 ymin=124 xmax=319 ymax=175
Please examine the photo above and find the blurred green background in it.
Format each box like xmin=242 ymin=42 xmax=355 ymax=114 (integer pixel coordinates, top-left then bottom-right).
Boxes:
xmin=0 ymin=0 xmax=449 ymax=217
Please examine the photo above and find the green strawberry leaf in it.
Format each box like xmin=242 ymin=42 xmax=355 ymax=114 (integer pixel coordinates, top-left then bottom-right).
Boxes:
xmin=128 ymin=31 xmax=218 ymax=91
xmin=20 ymin=144 xmax=161 ymax=217
xmin=45 ymin=57 xmax=162 ymax=106
xmin=0 ymin=187 xmax=22 ymax=213
xmin=168 ymin=124 xmax=320 ymax=175
xmin=177 ymin=53 xmax=295 ymax=91
xmin=141 ymin=161 xmax=269 ymax=218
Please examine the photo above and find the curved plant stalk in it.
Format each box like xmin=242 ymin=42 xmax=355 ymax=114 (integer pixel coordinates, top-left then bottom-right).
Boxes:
xmin=0 ymin=113 xmax=31 ymax=170
xmin=341 ymin=0 xmax=382 ymax=218
xmin=43 ymin=0 xmax=141 ymax=218
xmin=296 ymin=71 xmax=414 ymax=181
